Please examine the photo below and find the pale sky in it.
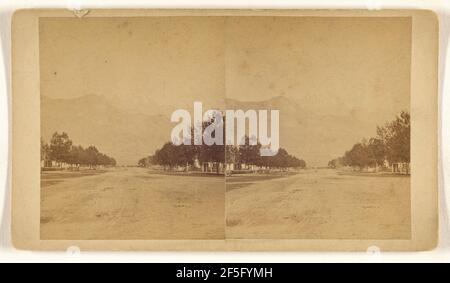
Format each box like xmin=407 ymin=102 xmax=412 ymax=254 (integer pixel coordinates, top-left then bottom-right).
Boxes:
xmin=40 ymin=17 xmax=226 ymax=113
xmin=225 ymin=17 xmax=411 ymax=119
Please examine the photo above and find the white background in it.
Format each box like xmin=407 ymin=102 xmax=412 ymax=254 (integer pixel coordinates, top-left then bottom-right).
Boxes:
xmin=0 ymin=0 xmax=449 ymax=263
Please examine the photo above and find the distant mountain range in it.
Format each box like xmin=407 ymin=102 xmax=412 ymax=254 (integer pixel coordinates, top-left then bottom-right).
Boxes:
xmin=42 ymin=94 xmax=377 ymax=166
xmin=41 ymin=95 xmax=172 ymax=165
xmin=226 ymin=96 xmax=375 ymax=167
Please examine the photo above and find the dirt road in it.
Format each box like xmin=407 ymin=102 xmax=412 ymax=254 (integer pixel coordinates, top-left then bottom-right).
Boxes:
xmin=41 ymin=167 xmax=225 ymax=240
xmin=226 ymin=169 xmax=411 ymax=239
xmin=41 ymin=167 xmax=410 ymax=240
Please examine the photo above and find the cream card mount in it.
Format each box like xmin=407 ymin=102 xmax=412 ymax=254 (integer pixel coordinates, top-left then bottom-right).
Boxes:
xmin=11 ymin=9 xmax=438 ymax=251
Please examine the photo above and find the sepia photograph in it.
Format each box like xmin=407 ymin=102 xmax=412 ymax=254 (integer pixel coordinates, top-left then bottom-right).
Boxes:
xmin=38 ymin=16 xmax=411 ymax=241
xmin=39 ymin=17 xmax=227 ymax=240
xmin=223 ymin=17 xmax=411 ymax=240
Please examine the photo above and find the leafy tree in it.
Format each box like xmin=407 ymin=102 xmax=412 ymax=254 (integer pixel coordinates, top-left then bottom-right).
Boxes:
xmin=67 ymin=145 xmax=83 ymax=167
xmin=148 ymin=128 xmax=306 ymax=174
xmin=49 ymin=132 xmax=72 ymax=167
xmin=328 ymin=156 xmax=345 ymax=168
xmin=138 ymin=156 xmax=154 ymax=167
xmin=382 ymin=111 xmax=410 ymax=164
xmin=154 ymin=142 xmax=176 ymax=169
xmin=367 ymin=137 xmax=385 ymax=167
xmin=258 ymin=147 xmax=306 ymax=170
xmin=238 ymin=136 xmax=261 ymax=167
xmin=138 ymin=157 xmax=147 ymax=167
xmin=41 ymin=139 xmax=50 ymax=162
xmin=343 ymin=142 xmax=370 ymax=169
xmin=225 ymin=145 xmax=239 ymax=164
xmin=44 ymin=132 xmax=116 ymax=168
xmin=85 ymin=146 xmax=99 ymax=168
xmin=197 ymin=120 xmax=225 ymax=173
xmin=330 ymin=111 xmax=410 ymax=172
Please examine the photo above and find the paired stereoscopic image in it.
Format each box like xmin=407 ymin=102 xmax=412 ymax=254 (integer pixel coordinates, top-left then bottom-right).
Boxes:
xmin=39 ymin=17 xmax=411 ymax=240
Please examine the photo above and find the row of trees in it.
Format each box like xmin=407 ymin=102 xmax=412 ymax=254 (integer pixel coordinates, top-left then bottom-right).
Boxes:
xmin=226 ymin=138 xmax=306 ymax=170
xmin=328 ymin=111 xmax=410 ymax=170
xmin=140 ymin=141 xmax=225 ymax=171
xmin=41 ymin=132 xmax=116 ymax=168
xmin=140 ymin=117 xmax=306 ymax=173
xmin=139 ymin=136 xmax=306 ymax=172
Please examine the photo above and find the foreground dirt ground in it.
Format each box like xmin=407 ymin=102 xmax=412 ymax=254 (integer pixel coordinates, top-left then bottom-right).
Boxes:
xmin=41 ymin=167 xmax=225 ymax=240
xmin=226 ymin=169 xmax=411 ymax=239
xmin=41 ymin=167 xmax=410 ymax=240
